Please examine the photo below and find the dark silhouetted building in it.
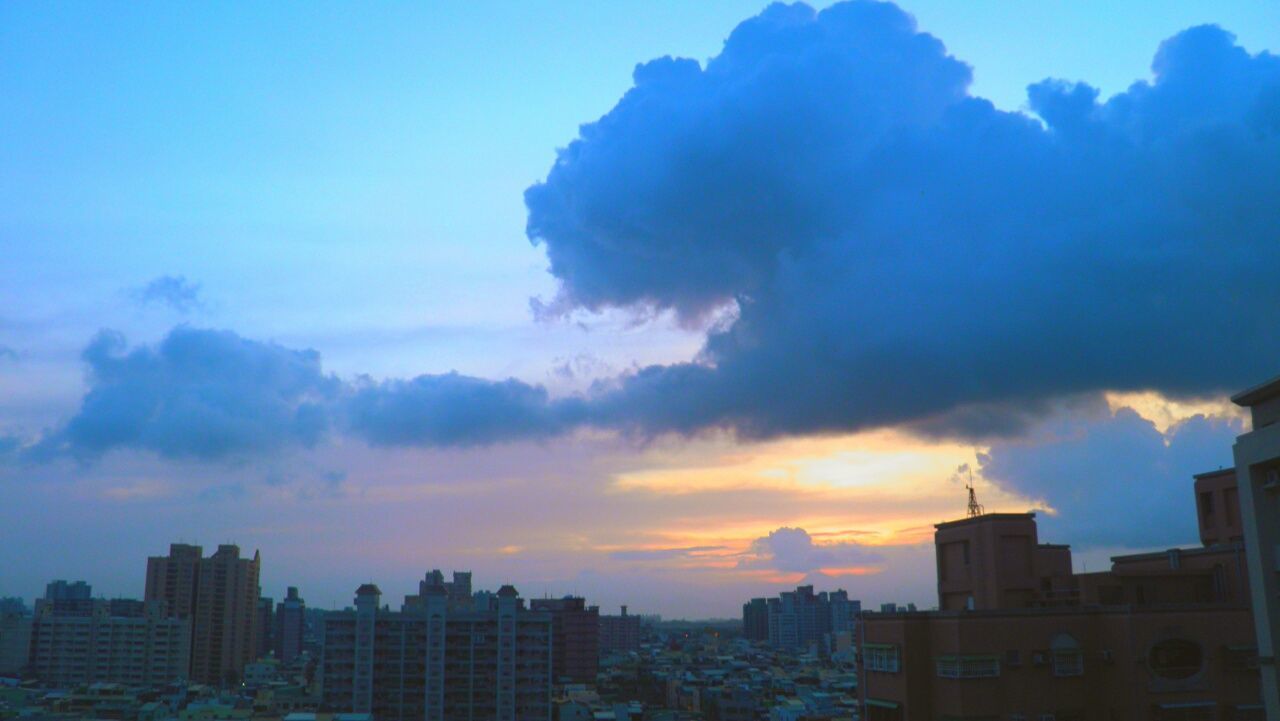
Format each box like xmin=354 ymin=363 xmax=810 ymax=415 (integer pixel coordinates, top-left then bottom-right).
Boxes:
xmin=598 ymin=606 xmax=641 ymax=654
xmin=742 ymin=597 xmax=769 ymax=641
xmin=275 ymin=586 xmax=306 ymax=664
xmin=256 ymin=595 xmax=274 ymax=659
xmin=145 ymin=543 xmax=261 ymax=685
xmin=530 ymin=596 xmax=599 ymax=684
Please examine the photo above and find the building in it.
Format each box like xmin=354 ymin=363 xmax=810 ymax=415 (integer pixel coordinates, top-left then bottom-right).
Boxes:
xmin=145 ymin=543 xmax=262 ymax=685
xmin=256 ymin=595 xmax=274 ymax=660
xmin=0 ymin=611 xmax=31 ymax=676
xmin=745 ymin=586 xmax=860 ymax=653
xmin=860 ymin=472 xmax=1262 ymax=720
xmin=29 ymin=593 xmax=189 ymax=687
xmin=599 ymin=606 xmax=642 ymax=654
xmin=1232 ymin=374 xmax=1280 ymax=719
xmin=321 ymin=578 xmax=553 ymax=721
xmin=275 ymin=586 xmax=306 ymax=664
xmin=742 ymin=598 xmax=769 ymax=642
xmin=530 ymin=596 xmax=599 ymax=684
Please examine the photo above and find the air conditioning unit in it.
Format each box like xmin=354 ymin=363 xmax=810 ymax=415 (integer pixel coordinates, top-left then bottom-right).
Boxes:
xmin=1100 ymin=649 xmax=1114 ymax=663
xmin=1032 ymin=652 xmax=1048 ymax=666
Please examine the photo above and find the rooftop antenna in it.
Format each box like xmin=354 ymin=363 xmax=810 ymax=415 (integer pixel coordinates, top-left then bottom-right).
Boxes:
xmin=961 ymin=465 xmax=984 ymax=518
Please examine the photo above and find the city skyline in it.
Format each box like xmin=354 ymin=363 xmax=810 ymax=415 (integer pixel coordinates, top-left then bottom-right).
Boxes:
xmin=3 ymin=0 xmax=1280 ymax=619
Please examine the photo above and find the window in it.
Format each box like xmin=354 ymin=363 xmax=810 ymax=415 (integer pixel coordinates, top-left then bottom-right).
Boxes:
xmin=936 ymin=654 xmax=1000 ymax=678
xmin=864 ymin=644 xmax=900 ymax=673
xmin=1052 ymin=651 xmax=1083 ymax=677
xmin=1199 ymin=491 xmax=1214 ymax=521
xmin=1149 ymin=639 xmax=1204 ymax=680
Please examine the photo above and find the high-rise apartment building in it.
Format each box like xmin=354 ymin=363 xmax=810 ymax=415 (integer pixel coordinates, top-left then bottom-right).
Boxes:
xmin=256 ymin=595 xmax=274 ymax=660
xmin=321 ymin=578 xmax=552 ymax=721
xmin=0 ymin=611 xmax=31 ymax=676
xmin=598 ymin=606 xmax=641 ymax=654
xmin=274 ymin=586 xmax=306 ymax=664
xmin=145 ymin=543 xmax=261 ymax=685
xmin=29 ymin=593 xmax=189 ymax=687
xmin=748 ymin=585 xmax=860 ymax=652
xmin=530 ymin=596 xmax=599 ymax=684
xmin=742 ymin=597 xmax=769 ymax=641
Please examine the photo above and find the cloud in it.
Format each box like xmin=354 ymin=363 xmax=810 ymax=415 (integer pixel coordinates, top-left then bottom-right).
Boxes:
xmin=133 ymin=275 xmax=204 ymax=313
xmin=346 ymin=373 xmax=582 ymax=448
xmin=19 ymin=4 xmax=1280 ymax=464
xmin=25 ymin=326 xmax=583 ymax=461
xmin=610 ymin=545 xmax=727 ymax=562
xmin=978 ymin=406 xmax=1242 ymax=548
xmin=739 ymin=526 xmax=880 ymax=573
xmin=524 ymin=1 xmax=1280 ymax=441
xmin=0 ymin=346 xmax=17 ymax=361
xmin=30 ymin=326 xmax=339 ymax=461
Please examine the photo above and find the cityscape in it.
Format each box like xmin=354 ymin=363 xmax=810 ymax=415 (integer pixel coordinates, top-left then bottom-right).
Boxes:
xmin=3 ymin=1 xmax=1280 ymax=720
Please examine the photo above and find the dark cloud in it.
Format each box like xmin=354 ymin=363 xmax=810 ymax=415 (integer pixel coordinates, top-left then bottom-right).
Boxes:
xmin=25 ymin=327 xmax=582 ymax=461
xmin=20 ymin=4 xmax=1280 ymax=464
xmin=739 ymin=526 xmax=880 ymax=573
xmin=526 ymin=1 xmax=1280 ymax=440
xmin=979 ymin=408 xmax=1242 ymax=548
xmin=30 ymin=326 xmax=339 ymax=461
xmin=346 ymin=373 xmax=582 ymax=448
xmin=133 ymin=275 xmax=204 ymax=314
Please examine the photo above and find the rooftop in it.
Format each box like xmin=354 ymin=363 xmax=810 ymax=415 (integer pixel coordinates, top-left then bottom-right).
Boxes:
xmin=934 ymin=512 xmax=1035 ymax=530
xmin=1232 ymin=372 xmax=1280 ymax=407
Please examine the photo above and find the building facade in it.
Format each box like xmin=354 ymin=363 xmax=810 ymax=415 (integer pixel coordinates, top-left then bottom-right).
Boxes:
xmin=0 ymin=611 xmax=31 ymax=676
xmin=144 ymin=543 xmax=261 ymax=685
xmin=599 ymin=606 xmax=642 ymax=654
xmin=275 ymin=586 xmax=306 ymax=664
xmin=529 ymin=596 xmax=599 ymax=684
xmin=744 ymin=586 xmax=860 ymax=653
xmin=861 ymin=473 xmax=1263 ymax=720
xmin=29 ymin=596 xmax=189 ymax=687
xmin=1232 ymin=374 xmax=1280 ymax=718
xmin=321 ymin=579 xmax=553 ymax=721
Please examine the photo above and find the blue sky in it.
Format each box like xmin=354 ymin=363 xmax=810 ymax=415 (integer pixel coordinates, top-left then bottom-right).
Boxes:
xmin=1 ymin=1 xmax=1276 ymax=616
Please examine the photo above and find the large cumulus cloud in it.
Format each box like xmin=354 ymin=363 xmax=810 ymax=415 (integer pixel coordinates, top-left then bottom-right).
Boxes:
xmin=526 ymin=1 xmax=1280 ymax=440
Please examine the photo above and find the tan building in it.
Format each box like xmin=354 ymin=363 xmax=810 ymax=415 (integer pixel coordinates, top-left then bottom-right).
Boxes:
xmin=1232 ymin=374 xmax=1280 ymax=718
xmin=29 ymin=598 xmax=189 ymax=687
xmin=862 ymin=473 xmax=1263 ymax=720
xmin=145 ymin=543 xmax=261 ymax=686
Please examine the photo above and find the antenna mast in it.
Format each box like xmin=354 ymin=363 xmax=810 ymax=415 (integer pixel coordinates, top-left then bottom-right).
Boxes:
xmin=964 ymin=467 xmax=984 ymax=518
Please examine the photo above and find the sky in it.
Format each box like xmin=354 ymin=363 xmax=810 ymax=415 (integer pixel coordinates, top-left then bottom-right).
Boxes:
xmin=1 ymin=0 xmax=1278 ymax=618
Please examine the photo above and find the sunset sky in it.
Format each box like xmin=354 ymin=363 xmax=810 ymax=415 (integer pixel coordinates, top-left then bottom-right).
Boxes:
xmin=2 ymin=0 xmax=1278 ymax=618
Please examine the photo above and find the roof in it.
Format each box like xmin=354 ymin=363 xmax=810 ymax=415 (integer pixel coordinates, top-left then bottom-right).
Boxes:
xmin=355 ymin=583 xmax=381 ymax=596
xmin=934 ymin=512 xmax=1035 ymax=530
xmin=1232 ymin=372 xmax=1280 ymax=407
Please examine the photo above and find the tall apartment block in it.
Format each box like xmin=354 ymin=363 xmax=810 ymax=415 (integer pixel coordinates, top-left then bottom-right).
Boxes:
xmin=29 ymin=588 xmax=189 ymax=687
xmin=145 ymin=543 xmax=261 ymax=685
xmin=530 ymin=596 xmax=599 ymax=684
xmin=860 ymin=470 xmax=1262 ymax=720
xmin=754 ymin=585 xmax=860 ymax=652
xmin=0 ymin=611 xmax=32 ymax=676
xmin=321 ymin=575 xmax=553 ymax=721
xmin=275 ymin=586 xmax=306 ymax=664
xmin=1233 ymin=373 xmax=1280 ymax=718
xmin=598 ymin=606 xmax=641 ymax=654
